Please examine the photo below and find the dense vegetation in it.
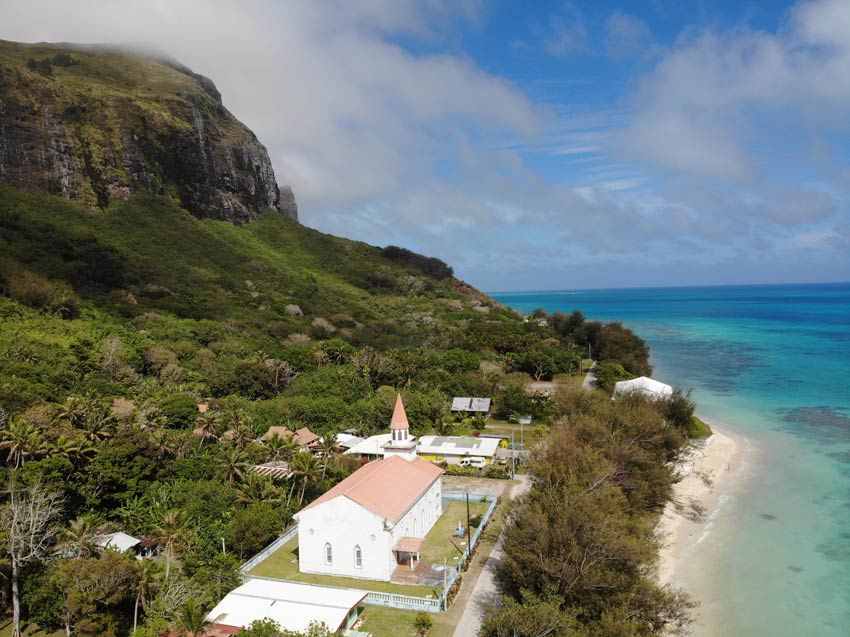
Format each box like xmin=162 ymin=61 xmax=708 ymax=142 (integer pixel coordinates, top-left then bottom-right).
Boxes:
xmin=0 ymin=184 xmax=669 ymax=636
xmin=481 ymin=387 xmax=700 ymax=637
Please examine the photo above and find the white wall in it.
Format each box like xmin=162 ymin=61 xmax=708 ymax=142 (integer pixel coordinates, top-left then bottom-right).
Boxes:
xmin=389 ymin=479 xmax=442 ymax=546
xmin=297 ymin=497 xmax=395 ymax=581
xmin=296 ymin=477 xmax=442 ymax=582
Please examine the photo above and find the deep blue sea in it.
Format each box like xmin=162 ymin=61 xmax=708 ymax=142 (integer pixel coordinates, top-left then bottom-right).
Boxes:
xmin=492 ymin=283 xmax=850 ymax=637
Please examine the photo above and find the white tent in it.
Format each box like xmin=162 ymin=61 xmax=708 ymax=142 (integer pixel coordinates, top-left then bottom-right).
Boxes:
xmin=207 ymin=579 xmax=366 ymax=633
xmin=613 ymin=376 xmax=673 ymax=400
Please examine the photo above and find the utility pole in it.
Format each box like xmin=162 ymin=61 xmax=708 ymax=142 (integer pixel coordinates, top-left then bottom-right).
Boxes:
xmin=510 ymin=433 xmax=515 ymax=478
xmin=465 ymin=491 xmax=471 ymax=551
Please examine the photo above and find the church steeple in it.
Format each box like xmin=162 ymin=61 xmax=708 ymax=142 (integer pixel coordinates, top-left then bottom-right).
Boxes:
xmin=390 ymin=393 xmax=410 ymax=441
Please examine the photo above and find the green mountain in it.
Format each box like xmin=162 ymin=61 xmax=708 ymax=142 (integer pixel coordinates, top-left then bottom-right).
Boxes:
xmin=0 ymin=41 xmax=521 ymax=416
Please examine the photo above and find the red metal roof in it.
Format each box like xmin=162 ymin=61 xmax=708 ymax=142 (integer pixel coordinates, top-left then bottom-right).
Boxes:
xmin=299 ymin=455 xmax=442 ymax=523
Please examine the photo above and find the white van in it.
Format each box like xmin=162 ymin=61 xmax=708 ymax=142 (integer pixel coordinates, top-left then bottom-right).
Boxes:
xmin=458 ymin=456 xmax=486 ymax=468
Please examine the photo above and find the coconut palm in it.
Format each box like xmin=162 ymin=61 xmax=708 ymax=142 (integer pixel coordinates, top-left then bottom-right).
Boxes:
xmin=176 ymin=598 xmax=212 ymax=637
xmin=55 ymin=515 xmax=101 ymax=558
xmin=313 ymin=434 xmax=339 ymax=479
xmin=222 ymin=447 xmax=249 ymax=483
xmin=193 ymin=410 xmax=221 ymax=448
xmin=151 ymin=509 xmax=186 ymax=580
xmin=0 ymin=417 xmax=47 ymax=468
xmin=290 ymin=452 xmax=321 ymax=508
xmin=133 ymin=558 xmax=161 ymax=633
xmin=235 ymin=472 xmax=281 ymax=505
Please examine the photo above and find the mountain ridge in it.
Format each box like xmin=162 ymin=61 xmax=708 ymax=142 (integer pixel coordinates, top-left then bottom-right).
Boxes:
xmin=0 ymin=39 xmax=296 ymax=223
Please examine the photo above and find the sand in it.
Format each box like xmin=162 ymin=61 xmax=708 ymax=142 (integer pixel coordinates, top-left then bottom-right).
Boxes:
xmin=656 ymin=427 xmax=743 ymax=586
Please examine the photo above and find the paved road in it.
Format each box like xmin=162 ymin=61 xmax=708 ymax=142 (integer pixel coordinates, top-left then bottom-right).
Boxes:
xmin=453 ymin=474 xmax=531 ymax=637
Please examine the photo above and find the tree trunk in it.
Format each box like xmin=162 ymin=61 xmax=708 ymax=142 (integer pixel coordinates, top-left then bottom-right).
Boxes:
xmin=134 ymin=592 xmax=140 ymax=633
xmin=11 ymin=558 xmax=21 ymax=637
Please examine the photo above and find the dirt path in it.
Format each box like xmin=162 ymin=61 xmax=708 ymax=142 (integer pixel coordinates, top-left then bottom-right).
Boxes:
xmin=581 ymin=361 xmax=597 ymax=391
xmin=452 ymin=475 xmax=530 ymax=637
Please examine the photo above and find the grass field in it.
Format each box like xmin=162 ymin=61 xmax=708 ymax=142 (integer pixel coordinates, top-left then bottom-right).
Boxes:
xmin=419 ymin=499 xmax=490 ymax=565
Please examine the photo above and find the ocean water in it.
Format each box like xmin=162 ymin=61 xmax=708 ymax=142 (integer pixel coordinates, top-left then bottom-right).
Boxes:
xmin=491 ymin=283 xmax=850 ymax=636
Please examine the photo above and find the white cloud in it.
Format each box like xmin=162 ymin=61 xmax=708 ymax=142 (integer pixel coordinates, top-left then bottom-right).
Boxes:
xmin=621 ymin=0 xmax=850 ymax=180
xmin=604 ymin=12 xmax=652 ymax=59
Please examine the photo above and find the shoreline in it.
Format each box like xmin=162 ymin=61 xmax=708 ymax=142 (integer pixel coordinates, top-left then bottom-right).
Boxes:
xmin=656 ymin=425 xmax=744 ymax=588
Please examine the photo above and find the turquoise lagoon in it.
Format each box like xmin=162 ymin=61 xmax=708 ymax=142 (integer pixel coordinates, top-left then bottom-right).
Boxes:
xmin=492 ymin=283 xmax=850 ymax=636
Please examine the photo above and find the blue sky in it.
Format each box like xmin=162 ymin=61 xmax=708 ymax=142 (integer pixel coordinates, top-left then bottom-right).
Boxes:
xmin=2 ymin=0 xmax=848 ymax=290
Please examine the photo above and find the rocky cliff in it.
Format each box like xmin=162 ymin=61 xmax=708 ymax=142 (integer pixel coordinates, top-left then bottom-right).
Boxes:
xmin=0 ymin=40 xmax=297 ymax=223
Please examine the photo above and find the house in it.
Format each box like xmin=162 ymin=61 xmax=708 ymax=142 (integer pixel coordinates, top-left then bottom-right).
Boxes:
xmin=613 ymin=376 xmax=673 ymax=401
xmin=450 ymin=397 xmax=491 ymax=414
xmin=94 ymin=531 xmax=141 ymax=554
xmin=295 ymin=400 xmax=443 ymax=582
xmin=343 ymin=433 xmax=394 ymax=459
xmin=261 ymin=426 xmax=320 ymax=449
xmin=417 ymin=435 xmax=501 ymax=465
xmin=335 ymin=432 xmax=363 ymax=450
xmin=205 ymin=579 xmax=366 ymax=634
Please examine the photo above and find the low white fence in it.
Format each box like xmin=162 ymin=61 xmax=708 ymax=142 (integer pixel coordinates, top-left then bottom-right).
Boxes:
xmin=239 ymin=524 xmax=297 ymax=574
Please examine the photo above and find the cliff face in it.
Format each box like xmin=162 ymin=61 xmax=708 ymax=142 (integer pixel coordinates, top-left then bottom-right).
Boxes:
xmin=0 ymin=40 xmax=297 ymax=223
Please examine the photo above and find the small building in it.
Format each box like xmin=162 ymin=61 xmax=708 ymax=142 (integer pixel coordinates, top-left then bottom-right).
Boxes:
xmin=417 ymin=435 xmax=501 ymax=465
xmin=613 ymin=376 xmax=673 ymax=401
xmin=451 ymin=397 xmax=491 ymax=414
xmin=296 ymin=399 xmax=442 ymax=582
xmin=94 ymin=531 xmax=141 ymax=554
xmin=206 ymin=579 xmax=366 ymax=634
xmin=343 ymin=433 xmax=394 ymax=459
xmin=335 ymin=432 xmax=364 ymax=450
xmin=261 ymin=426 xmax=320 ymax=449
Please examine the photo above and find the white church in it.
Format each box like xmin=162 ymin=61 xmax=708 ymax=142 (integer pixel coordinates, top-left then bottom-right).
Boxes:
xmin=295 ymin=394 xmax=443 ymax=581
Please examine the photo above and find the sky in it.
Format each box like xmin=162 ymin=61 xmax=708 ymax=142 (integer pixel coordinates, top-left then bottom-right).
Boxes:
xmin=1 ymin=0 xmax=848 ymax=291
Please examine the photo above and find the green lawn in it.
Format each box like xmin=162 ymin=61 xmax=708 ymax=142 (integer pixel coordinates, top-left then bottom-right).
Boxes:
xmin=419 ymin=499 xmax=490 ymax=564
xmin=0 ymin=619 xmax=62 ymax=637
xmin=356 ymin=605 xmax=422 ymax=637
xmin=248 ymin=536 xmax=436 ymax=597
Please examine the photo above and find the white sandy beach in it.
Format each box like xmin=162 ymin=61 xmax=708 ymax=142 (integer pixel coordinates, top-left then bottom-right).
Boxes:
xmin=657 ymin=427 xmax=743 ymax=586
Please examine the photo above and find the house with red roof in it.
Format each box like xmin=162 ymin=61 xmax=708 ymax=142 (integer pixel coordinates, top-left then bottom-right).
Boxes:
xmin=294 ymin=394 xmax=443 ymax=581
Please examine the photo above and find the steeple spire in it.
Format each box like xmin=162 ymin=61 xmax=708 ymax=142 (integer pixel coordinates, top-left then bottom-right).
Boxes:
xmin=390 ymin=393 xmax=409 ymax=432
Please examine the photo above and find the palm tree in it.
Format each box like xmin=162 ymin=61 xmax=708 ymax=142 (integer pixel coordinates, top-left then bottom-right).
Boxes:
xmin=193 ymin=411 xmax=221 ymax=449
xmin=222 ymin=447 xmax=248 ymax=483
xmin=290 ymin=452 xmax=321 ymax=507
xmin=313 ymin=434 xmax=339 ymax=479
xmin=133 ymin=558 xmax=160 ymax=634
xmin=235 ymin=472 xmax=281 ymax=505
xmin=230 ymin=423 xmax=255 ymax=449
xmin=55 ymin=515 xmax=100 ymax=558
xmin=151 ymin=509 xmax=186 ymax=580
xmin=148 ymin=427 xmax=175 ymax=459
xmin=0 ymin=417 xmax=46 ymax=468
xmin=176 ymin=598 xmax=212 ymax=637
xmin=48 ymin=434 xmax=96 ymax=466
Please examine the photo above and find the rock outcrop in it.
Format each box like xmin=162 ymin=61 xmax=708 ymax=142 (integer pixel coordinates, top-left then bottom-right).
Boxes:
xmin=0 ymin=40 xmax=297 ymax=223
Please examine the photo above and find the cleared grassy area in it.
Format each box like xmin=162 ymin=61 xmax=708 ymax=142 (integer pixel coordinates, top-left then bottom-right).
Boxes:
xmin=0 ymin=620 xmax=61 ymax=637
xmin=248 ymin=536 xmax=436 ymax=597
xmin=356 ymin=605 xmax=422 ymax=637
xmin=419 ymin=499 xmax=491 ymax=565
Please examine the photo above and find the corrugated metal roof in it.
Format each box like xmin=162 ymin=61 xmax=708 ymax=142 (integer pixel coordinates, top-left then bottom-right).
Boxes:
xmin=298 ymin=456 xmax=442 ymax=523
xmin=451 ymin=397 xmax=491 ymax=412
xmin=206 ymin=579 xmax=366 ymax=632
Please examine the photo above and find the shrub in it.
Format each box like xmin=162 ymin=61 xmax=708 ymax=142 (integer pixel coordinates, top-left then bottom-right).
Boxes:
xmin=413 ymin=612 xmax=434 ymax=635
xmin=381 ymin=245 xmax=453 ymax=280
